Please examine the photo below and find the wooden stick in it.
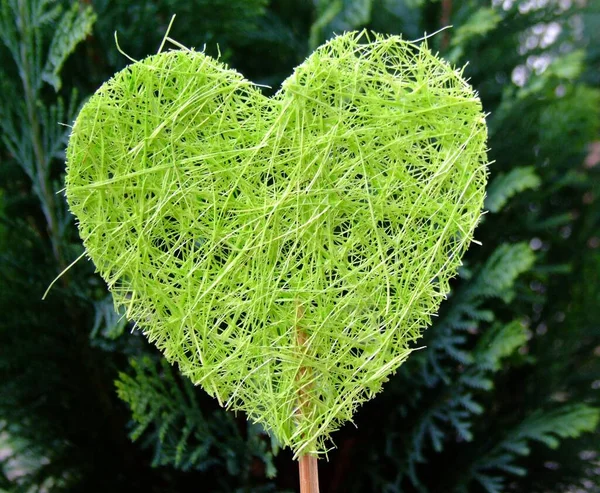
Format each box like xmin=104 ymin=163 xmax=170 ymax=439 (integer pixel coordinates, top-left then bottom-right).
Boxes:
xmin=295 ymin=301 xmax=320 ymax=493
xmin=299 ymin=455 xmax=320 ymax=493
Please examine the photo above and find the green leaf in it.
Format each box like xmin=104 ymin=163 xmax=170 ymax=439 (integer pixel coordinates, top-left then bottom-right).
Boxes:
xmin=309 ymin=0 xmax=343 ymax=51
xmin=475 ymin=321 xmax=528 ymax=371
xmin=474 ymin=472 xmax=505 ymax=493
xmin=506 ymin=405 xmax=600 ymax=452
xmin=91 ymin=293 xmax=127 ymax=339
xmin=474 ymin=243 xmax=536 ymax=302
xmin=468 ymin=406 xmax=598 ymax=493
xmin=35 ymin=0 xmax=63 ymax=29
xmin=545 ymin=50 xmax=586 ymax=81
xmin=116 ymin=356 xmax=279 ymax=476
xmin=309 ymin=0 xmax=374 ymax=50
xmin=42 ymin=3 xmax=96 ymax=91
xmin=461 ymin=375 xmax=494 ymax=391
xmin=518 ymin=51 xmax=587 ymax=99
xmin=485 ymin=166 xmax=541 ymax=213
xmin=451 ymin=7 xmax=502 ymax=50
xmin=336 ymin=0 xmax=374 ymax=27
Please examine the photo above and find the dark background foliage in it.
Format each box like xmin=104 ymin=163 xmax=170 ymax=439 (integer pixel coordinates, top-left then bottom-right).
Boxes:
xmin=1 ymin=1 xmax=599 ymax=492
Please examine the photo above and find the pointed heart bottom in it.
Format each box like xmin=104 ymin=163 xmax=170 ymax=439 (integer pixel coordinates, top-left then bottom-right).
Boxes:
xmin=66 ymin=31 xmax=487 ymax=456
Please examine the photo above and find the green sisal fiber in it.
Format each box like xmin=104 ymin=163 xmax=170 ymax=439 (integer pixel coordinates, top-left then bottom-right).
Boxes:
xmin=65 ymin=30 xmax=488 ymax=457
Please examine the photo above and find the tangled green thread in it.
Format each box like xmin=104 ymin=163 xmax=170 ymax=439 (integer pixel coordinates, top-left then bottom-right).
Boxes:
xmin=65 ymin=31 xmax=488 ymax=456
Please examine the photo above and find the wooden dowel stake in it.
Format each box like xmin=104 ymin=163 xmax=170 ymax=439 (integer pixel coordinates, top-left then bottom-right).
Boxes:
xmin=299 ymin=454 xmax=320 ymax=493
xmin=295 ymin=301 xmax=320 ymax=493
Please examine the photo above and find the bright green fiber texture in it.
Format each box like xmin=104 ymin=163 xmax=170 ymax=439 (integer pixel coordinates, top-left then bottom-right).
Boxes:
xmin=65 ymin=31 xmax=488 ymax=457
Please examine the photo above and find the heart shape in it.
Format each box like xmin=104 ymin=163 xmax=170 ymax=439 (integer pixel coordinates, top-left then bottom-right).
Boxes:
xmin=66 ymin=31 xmax=487 ymax=456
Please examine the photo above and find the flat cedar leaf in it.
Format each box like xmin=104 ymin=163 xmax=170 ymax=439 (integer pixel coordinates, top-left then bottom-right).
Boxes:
xmin=458 ymin=394 xmax=484 ymax=415
xmin=92 ymin=294 xmax=127 ymax=339
xmin=449 ymin=411 xmax=474 ymax=441
xmin=528 ymin=212 xmax=575 ymax=231
xmin=485 ymin=166 xmax=541 ymax=213
xmin=476 ymin=243 xmax=535 ymax=300
xmin=444 ymin=344 xmax=474 ymax=364
xmin=158 ymin=412 xmax=176 ymax=443
xmin=36 ymin=0 xmax=63 ymax=28
xmin=518 ymin=51 xmax=586 ymax=99
xmin=546 ymin=50 xmax=586 ymax=80
xmin=116 ymin=356 xmax=278 ymax=473
xmin=462 ymin=306 xmax=494 ymax=322
xmin=265 ymin=457 xmax=277 ymax=479
xmin=42 ymin=3 xmax=96 ymax=91
xmin=335 ymin=0 xmax=374 ymax=28
xmin=452 ymin=8 xmax=502 ymax=47
xmin=464 ymin=425 xmax=586 ymax=493
xmin=534 ymin=264 xmax=572 ymax=275
xmin=497 ymin=463 xmax=526 ymax=476
xmin=461 ymin=375 xmax=494 ymax=390
xmin=310 ymin=0 xmax=373 ymax=50
xmin=503 ymin=405 xmax=600 ymax=455
xmin=474 ymin=472 xmax=504 ymax=493
xmin=309 ymin=0 xmax=343 ymax=50
xmin=501 ymin=440 xmax=530 ymax=456
xmin=475 ymin=320 xmax=528 ymax=371
xmin=428 ymin=422 xmax=444 ymax=452
xmin=175 ymin=424 xmax=193 ymax=466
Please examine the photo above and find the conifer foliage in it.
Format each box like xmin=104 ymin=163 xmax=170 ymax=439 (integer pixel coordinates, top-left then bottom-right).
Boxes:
xmin=0 ymin=1 xmax=598 ymax=492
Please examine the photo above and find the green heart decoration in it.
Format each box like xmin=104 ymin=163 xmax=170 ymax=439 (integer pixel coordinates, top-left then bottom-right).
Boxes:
xmin=66 ymin=31 xmax=487 ymax=457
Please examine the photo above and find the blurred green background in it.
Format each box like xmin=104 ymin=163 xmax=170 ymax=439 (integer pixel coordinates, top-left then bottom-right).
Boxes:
xmin=0 ymin=0 xmax=599 ymax=492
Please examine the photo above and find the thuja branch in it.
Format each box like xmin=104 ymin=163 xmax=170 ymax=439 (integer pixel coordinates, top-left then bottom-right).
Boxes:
xmin=16 ymin=0 xmax=64 ymax=268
